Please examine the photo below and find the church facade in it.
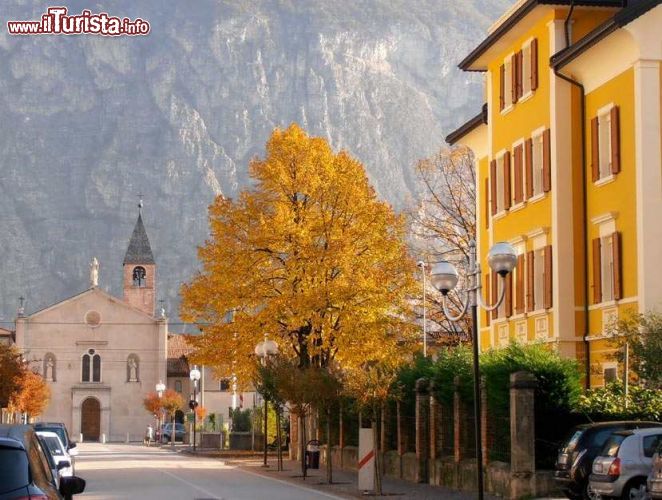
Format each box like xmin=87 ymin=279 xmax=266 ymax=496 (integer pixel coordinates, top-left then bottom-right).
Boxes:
xmin=14 ymin=211 xmax=168 ymax=442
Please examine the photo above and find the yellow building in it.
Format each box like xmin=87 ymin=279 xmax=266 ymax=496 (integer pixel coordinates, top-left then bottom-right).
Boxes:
xmin=447 ymin=0 xmax=662 ymax=387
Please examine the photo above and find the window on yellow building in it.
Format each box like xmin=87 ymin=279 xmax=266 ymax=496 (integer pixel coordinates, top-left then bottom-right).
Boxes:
xmin=591 ymin=106 xmax=621 ymax=182
xmin=532 ymin=132 xmax=544 ymax=196
xmin=501 ymin=57 xmax=513 ymax=111
xmin=527 ymin=244 xmax=552 ymax=312
xmin=603 ymin=365 xmax=618 ymax=384
xmin=592 ymin=232 xmax=622 ymax=304
xmin=491 ymin=152 xmax=511 ymax=215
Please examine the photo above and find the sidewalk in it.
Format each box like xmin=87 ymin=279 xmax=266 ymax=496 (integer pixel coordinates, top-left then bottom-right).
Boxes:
xmin=222 ymin=456 xmax=500 ymax=499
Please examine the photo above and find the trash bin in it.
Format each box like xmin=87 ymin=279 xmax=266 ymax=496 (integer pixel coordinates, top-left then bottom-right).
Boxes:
xmin=305 ymin=439 xmax=320 ymax=470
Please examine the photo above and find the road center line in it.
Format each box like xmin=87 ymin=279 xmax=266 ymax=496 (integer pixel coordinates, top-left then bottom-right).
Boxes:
xmin=159 ymin=468 xmax=223 ymax=499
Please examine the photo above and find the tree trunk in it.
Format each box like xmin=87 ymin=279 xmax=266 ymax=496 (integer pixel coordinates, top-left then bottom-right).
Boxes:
xmin=326 ymin=407 xmax=333 ymax=483
xmin=301 ymin=411 xmax=307 ymax=479
xmin=276 ymin=407 xmax=283 ymax=471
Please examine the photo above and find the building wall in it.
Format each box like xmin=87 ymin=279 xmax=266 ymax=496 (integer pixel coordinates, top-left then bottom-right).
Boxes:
xmin=15 ymin=288 xmax=167 ymax=441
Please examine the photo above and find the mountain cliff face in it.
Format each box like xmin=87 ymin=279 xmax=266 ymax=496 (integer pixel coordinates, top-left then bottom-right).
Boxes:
xmin=0 ymin=0 xmax=510 ymax=323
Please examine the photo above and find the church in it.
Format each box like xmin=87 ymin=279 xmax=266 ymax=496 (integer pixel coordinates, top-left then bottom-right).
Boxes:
xmin=10 ymin=206 xmax=256 ymax=442
xmin=14 ymin=208 xmax=168 ymax=442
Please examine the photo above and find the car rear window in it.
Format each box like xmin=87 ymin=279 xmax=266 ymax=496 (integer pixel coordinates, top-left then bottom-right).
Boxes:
xmin=602 ymin=434 xmax=628 ymax=457
xmin=0 ymin=448 xmax=30 ymax=494
xmin=562 ymin=429 xmax=584 ymax=452
xmin=41 ymin=435 xmax=65 ymax=457
xmin=587 ymin=428 xmax=621 ymax=449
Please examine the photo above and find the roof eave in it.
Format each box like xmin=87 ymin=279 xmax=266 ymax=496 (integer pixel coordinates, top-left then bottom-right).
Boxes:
xmin=446 ymin=104 xmax=488 ymax=145
xmin=460 ymin=0 xmax=624 ymax=72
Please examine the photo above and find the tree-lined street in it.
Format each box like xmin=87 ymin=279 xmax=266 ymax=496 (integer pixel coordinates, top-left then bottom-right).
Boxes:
xmin=75 ymin=443 xmax=344 ymax=500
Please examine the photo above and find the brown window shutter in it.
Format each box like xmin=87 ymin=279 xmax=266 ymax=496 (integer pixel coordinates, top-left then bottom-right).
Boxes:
xmin=542 ymin=129 xmax=551 ymax=193
xmin=503 ymin=151 xmax=511 ymax=210
xmin=514 ymin=144 xmax=523 ymax=204
xmin=591 ymin=117 xmax=600 ymax=182
xmin=484 ymin=177 xmax=490 ymax=229
xmin=612 ymin=232 xmax=622 ymax=300
xmin=490 ymin=160 xmax=497 ymax=216
xmin=544 ymin=245 xmax=553 ymax=309
xmin=610 ymin=106 xmax=620 ymax=175
xmin=530 ymin=38 xmax=538 ymax=91
xmin=485 ymin=273 xmax=491 ymax=326
xmin=515 ymin=254 xmax=525 ymax=314
xmin=525 ymin=138 xmax=534 ymax=199
xmin=511 ymin=54 xmax=518 ymax=104
xmin=499 ymin=65 xmax=505 ymax=111
xmin=516 ymin=50 xmax=523 ymax=99
xmin=592 ymin=238 xmax=602 ymax=304
xmin=491 ymin=270 xmax=498 ymax=319
xmin=526 ymin=250 xmax=535 ymax=312
xmin=505 ymin=272 xmax=513 ymax=318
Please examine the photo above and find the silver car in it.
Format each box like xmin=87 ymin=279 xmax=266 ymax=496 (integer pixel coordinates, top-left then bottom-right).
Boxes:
xmin=590 ymin=427 xmax=662 ymax=499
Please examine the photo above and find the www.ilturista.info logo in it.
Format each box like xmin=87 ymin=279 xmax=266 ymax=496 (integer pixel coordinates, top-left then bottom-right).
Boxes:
xmin=7 ymin=7 xmax=150 ymax=36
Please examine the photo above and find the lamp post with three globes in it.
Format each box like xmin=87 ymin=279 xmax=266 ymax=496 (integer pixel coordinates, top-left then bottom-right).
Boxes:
xmin=430 ymin=240 xmax=517 ymax=500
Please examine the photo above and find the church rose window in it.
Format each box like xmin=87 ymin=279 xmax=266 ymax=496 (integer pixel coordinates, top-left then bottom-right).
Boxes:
xmin=85 ymin=310 xmax=101 ymax=327
xmin=132 ymin=266 xmax=147 ymax=287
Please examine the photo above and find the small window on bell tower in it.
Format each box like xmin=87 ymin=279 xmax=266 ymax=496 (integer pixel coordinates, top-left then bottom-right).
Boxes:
xmin=132 ymin=266 xmax=147 ymax=287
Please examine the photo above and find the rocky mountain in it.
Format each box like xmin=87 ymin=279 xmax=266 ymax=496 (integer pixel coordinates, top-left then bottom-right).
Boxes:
xmin=0 ymin=0 xmax=510 ymax=324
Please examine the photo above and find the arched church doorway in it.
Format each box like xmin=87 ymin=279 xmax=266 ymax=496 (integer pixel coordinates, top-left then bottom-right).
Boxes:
xmin=81 ymin=397 xmax=101 ymax=442
xmin=175 ymin=410 xmax=184 ymax=424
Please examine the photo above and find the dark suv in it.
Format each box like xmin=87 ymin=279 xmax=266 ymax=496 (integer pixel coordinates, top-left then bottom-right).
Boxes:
xmin=0 ymin=424 xmax=85 ymax=500
xmin=555 ymin=421 xmax=662 ymax=500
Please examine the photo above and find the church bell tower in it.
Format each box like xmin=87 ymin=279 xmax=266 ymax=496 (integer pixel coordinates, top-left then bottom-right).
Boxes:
xmin=123 ymin=202 xmax=156 ymax=316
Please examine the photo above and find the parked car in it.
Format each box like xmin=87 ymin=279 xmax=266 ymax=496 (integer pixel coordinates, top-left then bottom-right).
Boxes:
xmin=648 ymin=439 xmax=662 ymax=499
xmin=554 ymin=421 xmax=662 ymax=500
xmin=0 ymin=424 xmax=85 ymax=499
xmin=590 ymin=427 xmax=662 ymax=499
xmin=37 ymin=431 xmax=74 ymax=480
xmin=160 ymin=422 xmax=186 ymax=443
xmin=34 ymin=422 xmax=78 ymax=457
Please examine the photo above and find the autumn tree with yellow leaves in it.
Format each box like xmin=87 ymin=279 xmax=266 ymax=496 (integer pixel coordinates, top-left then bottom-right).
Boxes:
xmin=181 ymin=124 xmax=417 ymax=383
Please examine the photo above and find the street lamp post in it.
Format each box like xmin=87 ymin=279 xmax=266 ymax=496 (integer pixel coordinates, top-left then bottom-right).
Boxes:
xmin=156 ymin=380 xmax=165 ymax=445
xmin=431 ymin=240 xmax=516 ymax=500
xmin=189 ymin=366 xmax=201 ymax=452
xmin=417 ymin=261 xmax=428 ymax=357
xmin=254 ymin=336 xmax=279 ymax=467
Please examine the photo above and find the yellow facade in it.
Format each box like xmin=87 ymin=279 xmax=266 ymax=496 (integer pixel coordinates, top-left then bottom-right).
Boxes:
xmin=450 ymin=1 xmax=662 ymax=387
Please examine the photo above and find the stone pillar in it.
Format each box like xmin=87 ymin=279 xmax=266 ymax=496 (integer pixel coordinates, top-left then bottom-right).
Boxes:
xmin=510 ymin=371 xmax=537 ymax=499
xmin=453 ymin=376 xmax=462 ymax=464
xmin=415 ymin=378 xmax=429 ymax=483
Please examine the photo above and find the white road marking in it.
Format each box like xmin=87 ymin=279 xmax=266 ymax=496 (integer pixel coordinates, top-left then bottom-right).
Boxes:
xmin=237 ymin=467 xmax=346 ymax=500
xmin=159 ymin=468 xmax=223 ymax=499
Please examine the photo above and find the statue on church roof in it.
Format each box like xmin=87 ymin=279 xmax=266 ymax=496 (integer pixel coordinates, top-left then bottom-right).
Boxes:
xmin=90 ymin=257 xmax=99 ymax=287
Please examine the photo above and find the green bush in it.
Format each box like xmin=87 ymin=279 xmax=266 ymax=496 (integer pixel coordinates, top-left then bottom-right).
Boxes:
xmin=575 ymin=382 xmax=662 ymax=421
xmin=429 ymin=345 xmax=473 ymax=405
xmin=230 ymin=408 xmax=252 ymax=432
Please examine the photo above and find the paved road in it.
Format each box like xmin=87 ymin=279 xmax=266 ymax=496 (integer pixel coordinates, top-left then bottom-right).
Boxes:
xmin=75 ymin=442 xmax=344 ymax=500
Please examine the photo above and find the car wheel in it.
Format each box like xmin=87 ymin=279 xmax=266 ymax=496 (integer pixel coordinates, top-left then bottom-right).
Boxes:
xmin=622 ymin=481 xmax=647 ymax=500
xmin=583 ymin=481 xmax=601 ymax=500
